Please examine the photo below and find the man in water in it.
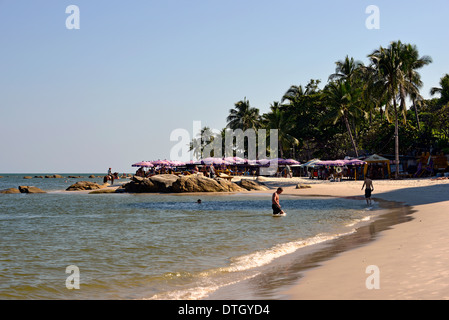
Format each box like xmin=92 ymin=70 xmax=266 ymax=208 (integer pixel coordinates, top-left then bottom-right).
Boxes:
xmin=361 ymin=175 xmax=374 ymax=206
xmin=272 ymin=187 xmax=285 ymax=215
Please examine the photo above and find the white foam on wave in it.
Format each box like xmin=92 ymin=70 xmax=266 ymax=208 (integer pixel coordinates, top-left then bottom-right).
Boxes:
xmin=145 ymin=231 xmax=356 ymax=300
xmin=224 ymin=231 xmax=355 ymax=273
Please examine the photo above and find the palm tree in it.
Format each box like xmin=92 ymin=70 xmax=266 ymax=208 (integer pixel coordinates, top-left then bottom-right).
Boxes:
xmin=322 ymin=80 xmax=364 ymax=157
xmin=262 ymin=102 xmax=299 ymax=158
xmin=328 ymin=55 xmax=364 ymax=82
xmin=189 ymin=126 xmax=219 ymax=159
xmin=368 ymin=41 xmax=408 ymax=178
xmin=399 ymin=43 xmax=432 ymax=130
xmin=226 ymin=97 xmax=261 ymax=130
xmin=430 ymin=74 xmax=449 ymax=106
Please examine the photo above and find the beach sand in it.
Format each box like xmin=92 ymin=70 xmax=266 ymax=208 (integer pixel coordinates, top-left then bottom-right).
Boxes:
xmin=252 ymin=176 xmax=449 ymax=300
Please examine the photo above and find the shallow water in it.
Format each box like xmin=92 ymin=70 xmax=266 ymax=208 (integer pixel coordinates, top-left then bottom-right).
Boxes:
xmin=0 ymin=174 xmax=378 ymax=299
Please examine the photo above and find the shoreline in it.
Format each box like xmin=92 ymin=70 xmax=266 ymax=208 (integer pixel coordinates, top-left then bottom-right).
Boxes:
xmin=201 ymin=176 xmax=449 ymax=300
xmin=277 ymin=177 xmax=449 ymax=299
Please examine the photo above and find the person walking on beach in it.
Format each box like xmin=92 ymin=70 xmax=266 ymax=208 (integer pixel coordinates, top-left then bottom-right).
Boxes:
xmin=362 ymin=175 xmax=374 ymax=206
xmin=272 ymin=187 xmax=285 ymax=215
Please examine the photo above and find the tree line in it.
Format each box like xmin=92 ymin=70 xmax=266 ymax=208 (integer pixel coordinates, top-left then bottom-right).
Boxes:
xmin=190 ymin=40 xmax=449 ymax=178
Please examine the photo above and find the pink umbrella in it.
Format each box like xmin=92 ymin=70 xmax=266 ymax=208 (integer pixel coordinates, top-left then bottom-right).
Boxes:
xmin=280 ymin=158 xmax=300 ymax=165
xmin=168 ymin=160 xmax=186 ymax=166
xmin=132 ymin=161 xmax=153 ymax=167
xmin=151 ymin=159 xmax=171 ymax=166
xmin=199 ymin=157 xmax=230 ymax=165
xmin=344 ymin=159 xmax=366 ymax=165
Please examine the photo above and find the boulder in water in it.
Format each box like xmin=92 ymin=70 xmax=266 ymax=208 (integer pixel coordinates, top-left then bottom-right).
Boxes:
xmin=66 ymin=181 xmax=104 ymax=191
xmin=236 ymin=179 xmax=269 ymax=191
xmin=18 ymin=186 xmax=46 ymax=194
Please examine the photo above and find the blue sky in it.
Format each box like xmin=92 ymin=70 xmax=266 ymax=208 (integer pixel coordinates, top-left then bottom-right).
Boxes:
xmin=0 ymin=0 xmax=448 ymax=173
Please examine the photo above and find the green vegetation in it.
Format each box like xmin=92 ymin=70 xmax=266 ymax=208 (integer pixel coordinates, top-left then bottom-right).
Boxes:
xmin=191 ymin=41 xmax=449 ymax=177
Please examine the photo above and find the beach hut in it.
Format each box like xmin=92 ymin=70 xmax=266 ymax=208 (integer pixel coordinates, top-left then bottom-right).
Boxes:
xmin=363 ymin=154 xmax=391 ymax=178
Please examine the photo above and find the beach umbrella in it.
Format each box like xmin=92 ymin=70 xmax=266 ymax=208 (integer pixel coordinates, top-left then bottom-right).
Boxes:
xmin=168 ymin=160 xmax=186 ymax=166
xmin=315 ymin=160 xmax=346 ymax=166
xmin=344 ymin=159 xmax=366 ymax=165
xmin=257 ymin=159 xmax=271 ymax=166
xmin=223 ymin=156 xmax=246 ymax=164
xmin=280 ymin=158 xmax=300 ymax=165
xmin=132 ymin=161 xmax=153 ymax=167
xmin=151 ymin=159 xmax=171 ymax=166
xmin=199 ymin=157 xmax=230 ymax=165
xmin=246 ymin=159 xmax=258 ymax=166
xmin=300 ymin=159 xmax=321 ymax=168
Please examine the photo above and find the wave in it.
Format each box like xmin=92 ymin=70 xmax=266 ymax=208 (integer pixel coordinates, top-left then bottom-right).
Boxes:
xmin=145 ymin=231 xmax=356 ymax=300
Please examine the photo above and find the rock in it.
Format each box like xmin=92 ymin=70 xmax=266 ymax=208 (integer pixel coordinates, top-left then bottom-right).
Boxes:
xmin=23 ymin=176 xmax=33 ymax=179
xmin=123 ymin=174 xmax=245 ymax=193
xmin=0 ymin=188 xmax=21 ymax=194
xmin=256 ymin=176 xmax=267 ymax=182
xmin=53 ymin=175 xmax=63 ymax=179
xmin=236 ymin=179 xmax=269 ymax=191
xmin=214 ymin=177 xmax=246 ymax=192
xmin=18 ymin=186 xmax=46 ymax=194
xmin=296 ymin=184 xmax=311 ymax=189
xmin=150 ymin=174 xmax=179 ymax=192
xmin=89 ymin=175 xmax=96 ymax=178
xmin=172 ymin=174 xmax=245 ymax=193
xmin=68 ymin=176 xmax=83 ymax=179
xmin=34 ymin=176 xmax=44 ymax=178
xmin=66 ymin=181 xmax=104 ymax=191
xmin=123 ymin=176 xmax=158 ymax=193
xmin=123 ymin=174 xmax=179 ymax=193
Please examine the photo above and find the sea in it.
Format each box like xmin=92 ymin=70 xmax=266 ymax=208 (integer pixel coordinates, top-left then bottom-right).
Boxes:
xmin=0 ymin=174 xmax=407 ymax=300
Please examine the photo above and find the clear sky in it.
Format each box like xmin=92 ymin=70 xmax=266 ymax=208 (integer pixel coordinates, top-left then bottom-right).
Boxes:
xmin=0 ymin=0 xmax=448 ymax=173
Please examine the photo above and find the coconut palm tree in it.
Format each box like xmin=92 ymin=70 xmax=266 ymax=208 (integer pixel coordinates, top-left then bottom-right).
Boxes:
xmin=262 ymin=102 xmax=299 ymax=158
xmin=399 ymin=43 xmax=432 ymax=130
xmin=328 ymin=55 xmax=364 ymax=82
xmin=430 ymin=74 xmax=449 ymax=106
xmin=322 ymin=80 xmax=364 ymax=157
xmin=368 ymin=41 xmax=409 ymax=178
xmin=226 ymin=97 xmax=261 ymax=130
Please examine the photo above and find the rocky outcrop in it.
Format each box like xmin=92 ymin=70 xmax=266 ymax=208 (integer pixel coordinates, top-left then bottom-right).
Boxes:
xmin=123 ymin=176 xmax=158 ymax=193
xmin=123 ymin=174 xmax=246 ymax=193
xmin=0 ymin=188 xmax=21 ymax=194
xmin=66 ymin=181 xmax=104 ymax=191
xmin=150 ymin=174 xmax=179 ymax=192
xmin=18 ymin=186 xmax=46 ymax=193
xmin=236 ymin=179 xmax=269 ymax=191
xmin=123 ymin=174 xmax=179 ymax=193
xmin=45 ymin=175 xmax=63 ymax=179
xmin=172 ymin=174 xmax=245 ymax=193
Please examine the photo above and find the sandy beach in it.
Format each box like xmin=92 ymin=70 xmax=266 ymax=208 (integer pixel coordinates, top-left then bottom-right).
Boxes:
xmin=249 ymin=176 xmax=449 ymax=300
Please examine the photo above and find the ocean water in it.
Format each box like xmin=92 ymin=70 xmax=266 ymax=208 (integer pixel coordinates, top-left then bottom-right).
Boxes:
xmin=0 ymin=174 xmax=379 ymax=300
